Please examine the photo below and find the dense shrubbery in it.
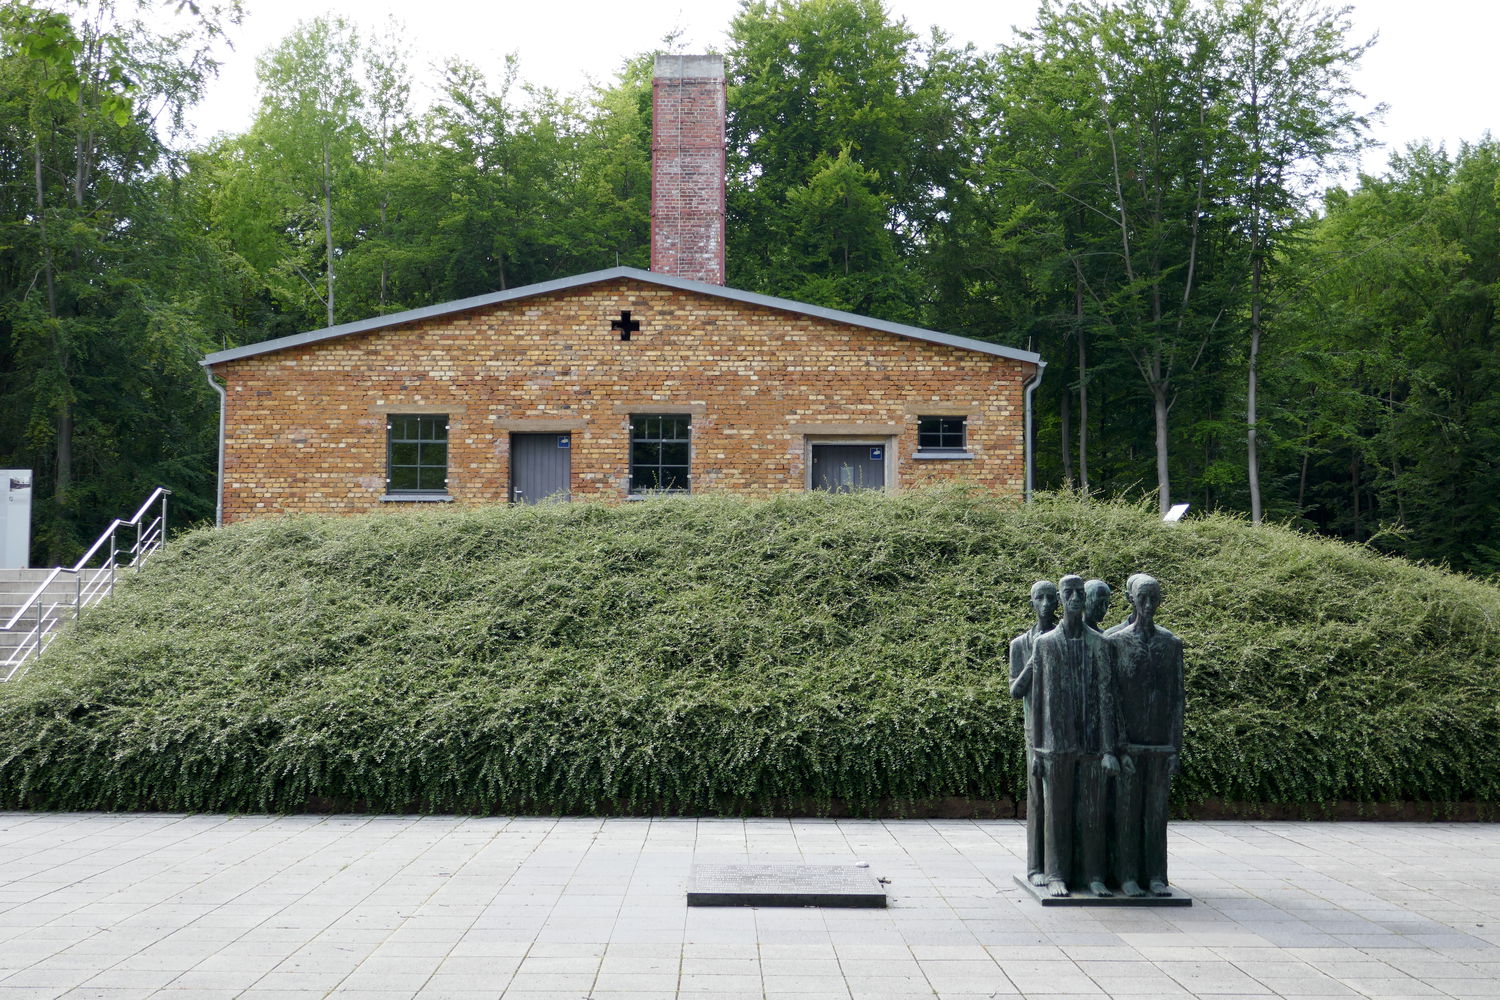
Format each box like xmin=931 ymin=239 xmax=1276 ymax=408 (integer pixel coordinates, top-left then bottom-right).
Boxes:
xmin=1 ymin=490 xmax=1497 ymax=814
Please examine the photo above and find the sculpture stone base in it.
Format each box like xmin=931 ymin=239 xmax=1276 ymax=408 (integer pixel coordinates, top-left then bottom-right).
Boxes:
xmin=1013 ymin=875 xmax=1192 ymax=907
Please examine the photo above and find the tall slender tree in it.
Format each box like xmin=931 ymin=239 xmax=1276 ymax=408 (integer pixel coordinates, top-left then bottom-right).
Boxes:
xmin=1222 ymin=0 xmax=1374 ymax=522
xmin=355 ymin=18 xmax=413 ymax=314
xmin=978 ymin=0 xmax=1236 ymax=513
xmin=242 ymin=16 xmax=364 ymax=327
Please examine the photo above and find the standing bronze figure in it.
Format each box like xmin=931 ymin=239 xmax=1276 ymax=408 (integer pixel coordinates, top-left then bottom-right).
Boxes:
xmin=1009 ymin=580 xmax=1058 ymax=886
xmin=1011 ymin=574 xmax=1120 ymax=897
xmin=1108 ymin=575 xmax=1185 ymax=897
xmin=1084 ymin=579 xmax=1112 ymax=632
xmin=1105 ymin=573 xmax=1148 ymax=637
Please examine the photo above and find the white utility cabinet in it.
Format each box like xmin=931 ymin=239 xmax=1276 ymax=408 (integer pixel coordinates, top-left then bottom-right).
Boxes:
xmin=2 ymin=470 xmax=32 ymax=569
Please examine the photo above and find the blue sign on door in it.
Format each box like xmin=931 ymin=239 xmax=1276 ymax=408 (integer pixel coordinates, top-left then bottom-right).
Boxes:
xmin=558 ymin=435 xmax=572 ymax=449
xmin=869 ymin=447 xmax=884 ymax=461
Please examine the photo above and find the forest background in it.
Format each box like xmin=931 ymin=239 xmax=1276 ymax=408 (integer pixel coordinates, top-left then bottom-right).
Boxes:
xmin=1 ymin=0 xmax=1496 ymax=575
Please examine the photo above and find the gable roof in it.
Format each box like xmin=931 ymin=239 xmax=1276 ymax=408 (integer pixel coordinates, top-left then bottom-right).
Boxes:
xmin=200 ymin=266 xmax=1042 ymax=368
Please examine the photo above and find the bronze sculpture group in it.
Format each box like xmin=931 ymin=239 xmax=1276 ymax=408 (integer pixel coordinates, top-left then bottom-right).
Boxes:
xmin=1009 ymin=573 xmax=1185 ymax=899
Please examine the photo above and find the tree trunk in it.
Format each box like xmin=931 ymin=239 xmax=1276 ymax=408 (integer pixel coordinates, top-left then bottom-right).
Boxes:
xmin=1388 ymin=385 xmax=1406 ymax=525
xmin=1204 ymin=440 xmax=1213 ymax=510
xmin=1153 ymin=378 xmax=1171 ymax=514
xmin=1297 ymin=450 xmax=1310 ymax=514
xmin=322 ymin=141 xmax=335 ymax=327
xmin=1104 ymin=115 xmax=1171 ymax=510
xmin=1246 ymin=67 xmax=1265 ymax=524
xmin=1076 ymin=280 xmax=1090 ymax=495
xmin=378 ymin=131 xmax=390 ymax=309
xmin=1060 ymin=372 xmax=1073 ymax=487
xmin=1247 ymin=251 xmax=1263 ymax=523
xmin=32 ymin=139 xmax=56 ymax=318
xmin=1350 ymin=456 xmax=1362 ymax=538
xmin=379 ymin=199 xmax=388 ymax=309
xmin=33 ymin=134 xmax=69 ymax=510
xmin=73 ymin=32 xmax=100 ymax=214
xmin=55 ymin=409 xmax=72 ymax=500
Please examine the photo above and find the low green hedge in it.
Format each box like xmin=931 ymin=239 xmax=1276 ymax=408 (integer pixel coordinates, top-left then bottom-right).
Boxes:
xmin=2 ymin=489 xmax=1497 ymax=814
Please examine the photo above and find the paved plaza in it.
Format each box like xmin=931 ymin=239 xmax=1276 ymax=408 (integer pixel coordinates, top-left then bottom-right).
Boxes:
xmin=2 ymin=814 xmax=1498 ymax=1000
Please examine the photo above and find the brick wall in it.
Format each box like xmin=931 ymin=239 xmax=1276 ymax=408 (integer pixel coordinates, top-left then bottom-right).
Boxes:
xmin=210 ymin=278 xmax=1035 ymax=522
xmin=651 ymin=54 xmax=726 ymax=285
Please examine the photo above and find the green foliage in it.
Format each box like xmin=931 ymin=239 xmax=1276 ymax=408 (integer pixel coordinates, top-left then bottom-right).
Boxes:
xmin=215 ymin=16 xmax=365 ymax=328
xmin=208 ymin=34 xmax=653 ymax=328
xmin=0 ymin=4 xmax=131 ymax=123
xmin=726 ymin=0 xmax=975 ymax=320
xmin=0 ymin=1 xmax=237 ymax=561
xmin=1269 ymin=140 xmax=1500 ymax=573
xmin=3 ymin=490 xmax=1496 ymax=815
xmin=930 ymin=0 xmax=1375 ymax=517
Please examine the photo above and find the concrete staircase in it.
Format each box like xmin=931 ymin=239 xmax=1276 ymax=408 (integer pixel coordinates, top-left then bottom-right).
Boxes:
xmin=0 ymin=488 xmax=170 ymax=681
xmin=0 ymin=569 xmax=86 ymax=665
xmin=1 ymin=566 xmax=77 ymax=659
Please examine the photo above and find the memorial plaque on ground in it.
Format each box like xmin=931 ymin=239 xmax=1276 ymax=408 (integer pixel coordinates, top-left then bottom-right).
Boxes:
xmin=687 ymin=864 xmax=887 ymax=908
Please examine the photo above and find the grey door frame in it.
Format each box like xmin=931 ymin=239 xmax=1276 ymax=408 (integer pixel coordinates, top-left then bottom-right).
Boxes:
xmin=804 ymin=436 xmax=896 ymax=493
xmin=509 ymin=432 xmax=572 ymax=503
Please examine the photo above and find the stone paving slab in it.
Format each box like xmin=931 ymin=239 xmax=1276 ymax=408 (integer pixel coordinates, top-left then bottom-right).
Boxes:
xmin=1 ymin=815 xmax=1497 ymax=999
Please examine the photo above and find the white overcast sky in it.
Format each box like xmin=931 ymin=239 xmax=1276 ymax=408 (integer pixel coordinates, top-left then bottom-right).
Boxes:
xmin=172 ymin=0 xmax=1494 ymax=180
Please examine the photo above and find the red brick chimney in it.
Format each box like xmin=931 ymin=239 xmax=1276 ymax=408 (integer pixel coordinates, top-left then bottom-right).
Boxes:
xmin=651 ymin=54 xmax=726 ymax=285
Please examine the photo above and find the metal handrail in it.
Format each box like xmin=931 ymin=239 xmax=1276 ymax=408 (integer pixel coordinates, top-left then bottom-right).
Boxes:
xmin=0 ymin=487 xmax=171 ymax=682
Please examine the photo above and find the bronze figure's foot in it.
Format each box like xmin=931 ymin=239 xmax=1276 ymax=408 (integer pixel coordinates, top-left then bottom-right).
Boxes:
xmin=1046 ymin=877 xmax=1069 ymax=898
xmin=1121 ymin=880 xmax=1146 ymax=897
xmin=1028 ymin=871 xmax=1048 ymax=887
xmin=1149 ymin=878 xmax=1170 ymax=896
xmin=1088 ymin=880 xmax=1112 ymax=897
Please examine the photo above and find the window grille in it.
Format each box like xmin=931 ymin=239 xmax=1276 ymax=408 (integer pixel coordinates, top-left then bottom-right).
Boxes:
xmin=917 ymin=415 xmax=967 ymax=452
xmin=387 ymin=415 xmax=449 ymax=493
xmin=629 ymin=414 xmax=691 ymax=493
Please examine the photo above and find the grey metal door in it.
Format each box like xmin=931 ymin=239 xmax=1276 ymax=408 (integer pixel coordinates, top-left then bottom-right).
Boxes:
xmin=511 ymin=434 xmax=572 ymax=503
xmin=810 ymin=444 xmax=886 ymax=492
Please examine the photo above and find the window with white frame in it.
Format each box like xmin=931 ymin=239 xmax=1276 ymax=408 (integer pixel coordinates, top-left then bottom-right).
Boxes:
xmin=629 ymin=414 xmax=691 ymax=493
xmin=917 ymin=415 xmax=967 ymax=453
xmin=387 ymin=414 xmax=449 ymax=493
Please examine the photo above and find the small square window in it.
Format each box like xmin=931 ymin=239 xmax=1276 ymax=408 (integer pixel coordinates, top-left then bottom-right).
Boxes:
xmin=387 ymin=414 xmax=449 ymax=493
xmin=629 ymin=414 xmax=690 ymax=494
xmin=918 ymin=415 xmax=967 ymax=452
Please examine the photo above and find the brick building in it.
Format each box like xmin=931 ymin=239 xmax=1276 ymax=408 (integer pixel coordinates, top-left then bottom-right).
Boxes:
xmin=201 ymin=55 xmax=1044 ymax=525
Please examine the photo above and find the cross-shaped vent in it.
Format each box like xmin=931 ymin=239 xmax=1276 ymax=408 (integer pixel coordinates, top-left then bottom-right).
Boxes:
xmin=611 ymin=310 xmax=641 ymax=341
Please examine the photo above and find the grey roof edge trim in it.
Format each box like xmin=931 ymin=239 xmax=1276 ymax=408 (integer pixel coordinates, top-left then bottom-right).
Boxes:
xmin=200 ymin=267 xmax=639 ymax=366
xmin=201 ymin=266 xmax=1043 ymax=368
xmin=642 ymin=270 xmax=1042 ymax=365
